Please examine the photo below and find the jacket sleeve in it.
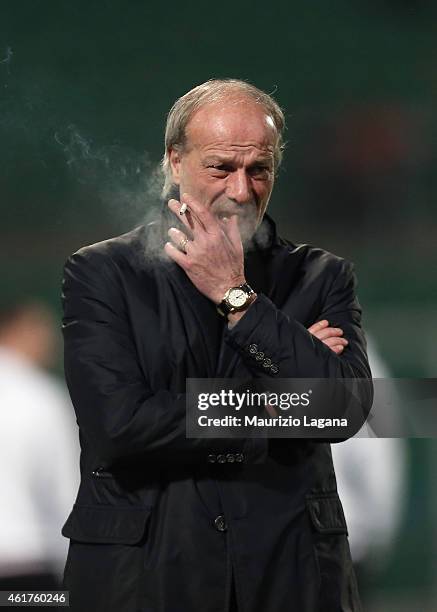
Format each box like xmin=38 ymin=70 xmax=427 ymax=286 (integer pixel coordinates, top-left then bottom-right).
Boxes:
xmin=224 ymin=259 xmax=373 ymax=430
xmin=62 ymin=249 xmax=267 ymax=467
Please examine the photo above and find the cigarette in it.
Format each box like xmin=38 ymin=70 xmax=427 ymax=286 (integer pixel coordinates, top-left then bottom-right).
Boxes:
xmin=179 ymin=202 xmax=188 ymax=215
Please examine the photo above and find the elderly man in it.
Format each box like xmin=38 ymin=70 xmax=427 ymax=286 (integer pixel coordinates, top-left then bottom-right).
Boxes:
xmin=61 ymin=79 xmax=371 ymax=612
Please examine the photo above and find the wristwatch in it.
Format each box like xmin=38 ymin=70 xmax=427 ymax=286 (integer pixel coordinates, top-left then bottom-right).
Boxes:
xmin=217 ymin=283 xmax=256 ymax=317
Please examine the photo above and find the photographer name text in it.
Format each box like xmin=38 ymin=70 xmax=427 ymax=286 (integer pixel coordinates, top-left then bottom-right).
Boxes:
xmin=197 ymin=415 xmax=348 ymax=429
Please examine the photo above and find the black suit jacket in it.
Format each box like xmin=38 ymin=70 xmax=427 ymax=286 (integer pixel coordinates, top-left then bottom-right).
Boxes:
xmin=61 ymin=212 xmax=371 ymax=612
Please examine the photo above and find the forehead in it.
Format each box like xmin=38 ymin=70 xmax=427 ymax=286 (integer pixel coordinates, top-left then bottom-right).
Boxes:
xmin=185 ymin=99 xmax=277 ymax=153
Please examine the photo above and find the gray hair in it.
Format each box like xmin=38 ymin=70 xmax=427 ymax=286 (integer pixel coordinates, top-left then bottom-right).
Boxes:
xmin=161 ymin=79 xmax=286 ymax=198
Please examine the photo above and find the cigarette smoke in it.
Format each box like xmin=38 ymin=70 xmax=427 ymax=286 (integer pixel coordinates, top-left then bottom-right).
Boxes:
xmin=54 ymin=124 xmax=164 ymax=231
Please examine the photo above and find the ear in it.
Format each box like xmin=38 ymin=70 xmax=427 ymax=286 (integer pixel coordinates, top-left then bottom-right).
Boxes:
xmin=168 ymin=147 xmax=182 ymax=185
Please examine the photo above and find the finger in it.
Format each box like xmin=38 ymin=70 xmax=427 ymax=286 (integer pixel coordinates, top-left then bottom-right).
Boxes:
xmin=311 ymin=327 xmax=344 ymax=341
xmin=221 ymin=213 xmax=243 ymax=247
xmin=312 ymin=327 xmax=343 ymax=341
xmin=322 ymin=337 xmax=348 ymax=348
xmin=164 ymin=241 xmax=188 ymax=267
xmin=168 ymin=199 xmax=196 ymax=233
xmin=307 ymin=319 xmax=329 ymax=334
xmin=167 ymin=227 xmax=191 ymax=253
xmin=331 ymin=344 xmax=345 ymax=354
xmin=181 ymin=192 xmax=217 ymax=231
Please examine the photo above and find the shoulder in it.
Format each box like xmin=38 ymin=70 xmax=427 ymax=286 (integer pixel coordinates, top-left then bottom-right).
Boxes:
xmin=67 ymin=225 xmax=146 ymax=266
xmin=63 ymin=225 xmax=148 ymax=283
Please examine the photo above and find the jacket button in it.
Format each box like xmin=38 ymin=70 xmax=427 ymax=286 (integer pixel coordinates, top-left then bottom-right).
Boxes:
xmin=270 ymin=364 xmax=279 ymax=374
xmin=248 ymin=343 xmax=258 ymax=354
xmin=207 ymin=454 xmax=217 ymax=464
xmin=217 ymin=454 xmax=227 ymax=463
xmin=235 ymin=453 xmax=244 ymax=463
xmin=226 ymin=453 xmax=235 ymax=463
xmin=255 ymin=351 xmax=265 ymax=361
xmin=262 ymin=358 xmax=272 ymax=368
xmin=214 ymin=515 xmax=227 ymax=532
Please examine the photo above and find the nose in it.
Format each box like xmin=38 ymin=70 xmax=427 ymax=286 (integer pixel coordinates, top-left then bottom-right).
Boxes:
xmin=226 ymin=169 xmax=252 ymax=204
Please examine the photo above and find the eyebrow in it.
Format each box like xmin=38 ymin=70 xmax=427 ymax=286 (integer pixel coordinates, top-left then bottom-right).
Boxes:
xmin=202 ymin=155 xmax=273 ymax=166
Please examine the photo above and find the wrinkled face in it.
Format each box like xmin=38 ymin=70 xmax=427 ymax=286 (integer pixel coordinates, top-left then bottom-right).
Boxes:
xmin=169 ymin=98 xmax=277 ymax=243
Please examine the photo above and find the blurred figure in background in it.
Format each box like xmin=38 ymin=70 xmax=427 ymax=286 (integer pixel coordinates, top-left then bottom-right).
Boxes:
xmin=332 ymin=336 xmax=408 ymax=600
xmin=0 ymin=300 xmax=79 ymax=590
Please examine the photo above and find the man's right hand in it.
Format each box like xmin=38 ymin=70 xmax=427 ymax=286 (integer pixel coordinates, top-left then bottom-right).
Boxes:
xmin=307 ymin=319 xmax=348 ymax=355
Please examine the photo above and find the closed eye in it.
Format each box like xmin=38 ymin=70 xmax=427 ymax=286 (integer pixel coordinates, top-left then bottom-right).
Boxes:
xmin=248 ymin=165 xmax=271 ymax=178
xmin=207 ymin=164 xmax=233 ymax=173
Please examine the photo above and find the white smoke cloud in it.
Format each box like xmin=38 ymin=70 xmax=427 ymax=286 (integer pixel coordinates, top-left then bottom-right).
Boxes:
xmin=54 ymin=124 xmax=164 ymax=232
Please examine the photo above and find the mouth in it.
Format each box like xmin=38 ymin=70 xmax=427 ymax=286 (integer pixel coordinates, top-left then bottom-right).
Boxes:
xmin=214 ymin=204 xmax=259 ymax=242
xmin=217 ymin=211 xmax=239 ymax=221
xmin=217 ymin=209 xmax=255 ymax=224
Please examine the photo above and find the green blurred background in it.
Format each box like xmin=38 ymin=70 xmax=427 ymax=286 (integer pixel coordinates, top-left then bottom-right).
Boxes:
xmin=1 ymin=2 xmax=436 ymax=609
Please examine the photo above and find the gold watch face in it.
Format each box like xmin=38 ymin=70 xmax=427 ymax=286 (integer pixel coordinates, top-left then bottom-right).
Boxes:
xmin=228 ymin=288 xmax=248 ymax=308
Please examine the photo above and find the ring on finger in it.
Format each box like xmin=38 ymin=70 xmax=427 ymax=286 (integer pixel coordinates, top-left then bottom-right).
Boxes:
xmin=179 ymin=236 xmax=189 ymax=253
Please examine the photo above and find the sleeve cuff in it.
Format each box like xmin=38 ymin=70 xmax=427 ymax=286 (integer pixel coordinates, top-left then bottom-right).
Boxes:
xmin=223 ymin=294 xmax=286 ymax=377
